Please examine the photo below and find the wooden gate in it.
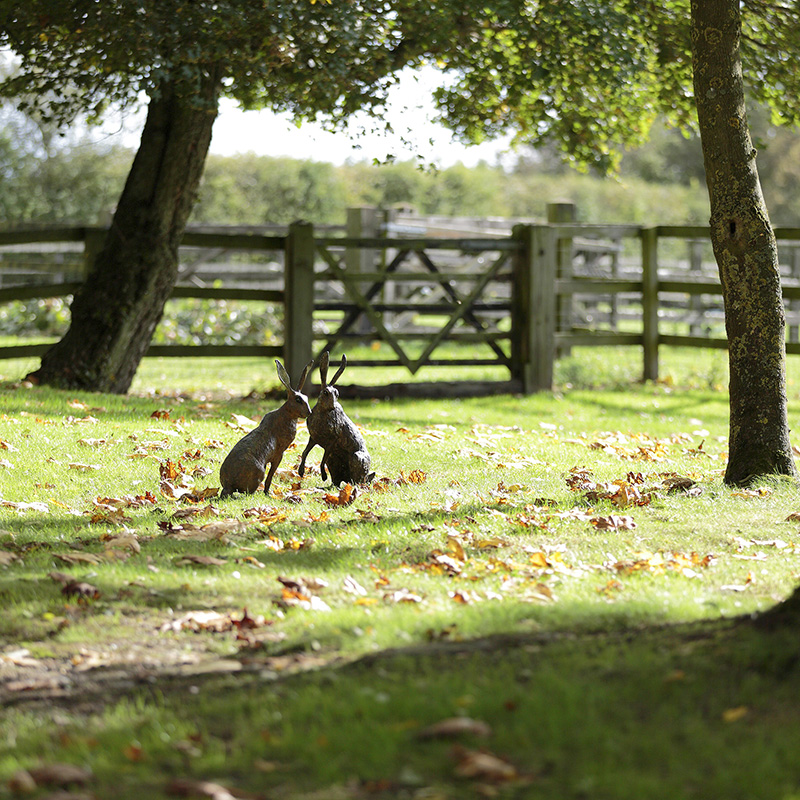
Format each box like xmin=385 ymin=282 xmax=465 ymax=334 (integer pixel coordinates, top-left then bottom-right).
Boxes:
xmin=313 ymin=234 xmax=518 ymax=374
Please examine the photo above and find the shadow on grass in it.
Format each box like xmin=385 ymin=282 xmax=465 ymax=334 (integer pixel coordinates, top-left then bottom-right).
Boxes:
xmin=4 ymin=617 xmax=800 ymax=799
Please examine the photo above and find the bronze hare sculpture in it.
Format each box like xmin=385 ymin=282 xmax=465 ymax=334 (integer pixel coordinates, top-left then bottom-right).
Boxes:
xmin=220 ymin=360 xmax=312 ymax=497
xmin=298 ymin=352 xmax=374 ymax=486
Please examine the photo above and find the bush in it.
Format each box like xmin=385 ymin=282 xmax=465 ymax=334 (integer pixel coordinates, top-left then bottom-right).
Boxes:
xmin=0 ymin=297 xmax=283 ymax=347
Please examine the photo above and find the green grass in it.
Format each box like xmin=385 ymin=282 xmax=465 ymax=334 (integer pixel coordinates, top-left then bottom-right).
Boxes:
xmin=1 ymin=346 xmax=800 ymax=798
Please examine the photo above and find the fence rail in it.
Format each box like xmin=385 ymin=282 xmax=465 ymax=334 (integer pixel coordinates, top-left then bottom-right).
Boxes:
xmin=3 ymin=212 xmax=800 ymax=391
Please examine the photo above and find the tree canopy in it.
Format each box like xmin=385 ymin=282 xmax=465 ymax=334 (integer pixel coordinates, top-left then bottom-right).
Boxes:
xmin=2 ymin=1 xmax=798 ymax=175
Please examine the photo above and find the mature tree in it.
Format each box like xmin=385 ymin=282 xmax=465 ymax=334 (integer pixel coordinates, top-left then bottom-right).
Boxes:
xmin=3 ymin=0 xmax=800 ymax=486
xmin=691 ymin=0 xmax=796 ymax=484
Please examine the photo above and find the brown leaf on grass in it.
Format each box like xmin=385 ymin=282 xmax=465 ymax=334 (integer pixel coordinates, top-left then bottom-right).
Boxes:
xmin=174 ymin=555 xmax=228 ymax=567
xmin=590 ymin=514 xmax=637 ymax=531
xmin=275 ymin=576 xmax=332 ymax=611
xmin=452 ymin=746 xmax=519 ymax=783
xmin=167 ymin=777 xmax=257 ymax=799
xmin=54 ymin=552 xmax=103 ymax=566
xmin=64 ymin=415 xmax=99 ymax=426
xmin=159 ymin=518 xmax=247 ymax=543
xmin=612 ymin=550 xmax=715 ymax=577
xmin=0 ymin=550 xmax=19 ymax=566
xmin=449 ymin=589 xmax=483 ymax=604
xmin=231 ymin=607 xmax=266 ymax=631
xmin=96 ymin=492 xmax=158 ymax=509
xmin=732 ymin=487 xmax=774 ymax=499
xmin=173 ymin=505 xmax=219 ymax=520
xmin=383 ymin=588 xmax=423 ymax=604
xmin=226 ymin=413 xmax=258 ymax=431
xmin=160 ymin=611 xmax=233 ymax=633
xmin=151 ymin=408 xmax=171 ymax=420
xmin=324 ymin=483 xmax=358 ymax=506
xmin=23 ymin=763 xmax=92 ymax=788
xmin=243 ymin=506 xmax=288 ymax=525
xmin=659 ymin=474 xmax=701 ymax=494
xmin=0 ymin=499 xmax=49 ymax=513
xmin=0 ymin=438 xmax=19 ymax=452
xmin=100 ymin=531 xmax=141 ymax=553
xmin=417 ymin=717 xmax=492 ymax=740
xmin=292 ymin=511 xmax=329 ymax=527
xmin=160 ymin=458 xmax=183 ymax=482
xmin=398 ymin=469 xmax=427 ymax=484
xmin=721 ymin=571 xmax=755 ymax=592
xmin=88 ymin=505 xmax=131 ymax=525
xmin=430 ymin=553 xmax=463 ymax=576
xmin=342 ymin=575 xmax=368 ymax=595
xmin=722 ymin=706 xmax=749 ymax=723
xmin=67 ymin=462 xmax=102 ymax=472
xmin=61 ymin=580 xmax=101 ymax=601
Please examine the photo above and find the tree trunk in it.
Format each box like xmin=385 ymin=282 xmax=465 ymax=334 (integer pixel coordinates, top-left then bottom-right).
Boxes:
xmin=28 ymin=68 xmax=221 ymax=394
xmin=691 ymin=0 xmax=797 ymax=485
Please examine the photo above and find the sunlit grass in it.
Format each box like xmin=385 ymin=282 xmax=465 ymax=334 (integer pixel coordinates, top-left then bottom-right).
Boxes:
xmin=1 ymin=347 xmax=800 ymax=798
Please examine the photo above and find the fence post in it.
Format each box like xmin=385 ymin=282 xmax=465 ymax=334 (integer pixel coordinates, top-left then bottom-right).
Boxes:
xmin=346 ymin=207 xmax=381 ymax=334
xmin=284 ymin=221 xmax=315 ymax=381
xmin=547 ymin=202 xmax=575 ymax=356
xmin=511 ymin=224 xmax=556 ymax=393
xmin=641 ymin=226 xmax=659 ymax=382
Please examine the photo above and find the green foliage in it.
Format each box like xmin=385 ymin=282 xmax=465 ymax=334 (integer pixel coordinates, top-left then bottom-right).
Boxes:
xmin=153 ymin=299 xmax=281 ymax=347
xmin=193 ymin=154 xmax=347 ymax=225
xmin=0 ymin=106 xmax=131 ymax=224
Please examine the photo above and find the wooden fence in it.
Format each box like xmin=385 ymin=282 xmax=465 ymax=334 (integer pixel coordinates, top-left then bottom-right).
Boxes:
xmin=3 ymin=218 xmax=800 ymax=392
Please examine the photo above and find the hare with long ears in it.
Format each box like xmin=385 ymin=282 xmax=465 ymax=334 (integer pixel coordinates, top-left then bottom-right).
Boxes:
xmin=298 ymin=352 xmax=374 ymax=486
xmin=220 ymin=360 xmax=312 ymax=497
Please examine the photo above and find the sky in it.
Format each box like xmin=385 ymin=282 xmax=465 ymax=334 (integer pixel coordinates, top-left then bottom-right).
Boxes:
xmin=106 ymin=68 xmax=515 ymax=168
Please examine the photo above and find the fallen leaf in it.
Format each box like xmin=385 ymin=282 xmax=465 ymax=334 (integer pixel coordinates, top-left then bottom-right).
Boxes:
xmin=383 ymin=589 xmax=423 ymax=604
xmin=54 ymin=552 xmax=103 ymax=566
xmin=68 ymin=462 xmax=102 ymax=472
xmin=166 ymin=777 xmax=247 ymax=799
xmin=61 ymin=580 xmax=101 ymax=601
xmin=590 ymin=514 xmax=637 ymax=531
xmin=174 ymin=555 xmax=228 ymax=567
xmin=160 ymin=611 xmax=233 ymax=633
xmin=452 ymin=747 xmax=519 ymax=783
xmin=343 ymin=575 xmax=368 ymax=596
xmin=0 ymin=500 xmax=49 ymax=513
xmin=417 ymin=717 xmax=493 ymax=739
xmin=722 ymin=706 xmax=749 ymax=723
xmin=25 ymin=763 xmax=92 ymax=788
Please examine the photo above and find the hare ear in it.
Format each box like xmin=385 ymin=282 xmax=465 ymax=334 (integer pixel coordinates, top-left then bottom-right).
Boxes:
xmin=275 ymin=360 xmax=292 ymax=390
xmin=297 ymin=360 xmax=313 ymax=391
xmin=330 ymin=353 xmax=347 ymax=386
xmin=318 ymin=351 xmax=330 ymax=386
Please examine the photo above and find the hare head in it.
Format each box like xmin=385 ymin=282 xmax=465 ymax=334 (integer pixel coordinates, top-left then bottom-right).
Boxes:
xmin=315 ymin=351 xmax=346 ymax=411
xmin=276 ymin=359 xmax=313 ymax=419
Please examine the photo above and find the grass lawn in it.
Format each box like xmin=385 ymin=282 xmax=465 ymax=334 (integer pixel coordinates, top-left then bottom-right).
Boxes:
xmin=1 ymin=346 xmax=800 ymax=799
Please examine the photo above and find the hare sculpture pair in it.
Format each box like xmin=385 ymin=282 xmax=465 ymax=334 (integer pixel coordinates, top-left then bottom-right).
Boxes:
xmin=219 ymin=353 xmax=374 ymax=498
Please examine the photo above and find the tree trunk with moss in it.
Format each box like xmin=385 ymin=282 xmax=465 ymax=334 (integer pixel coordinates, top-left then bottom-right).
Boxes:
xmin=28 ymin=71 xmax=220 ymax=394
xmin=691 ymin=0 xmax=797 ymax=486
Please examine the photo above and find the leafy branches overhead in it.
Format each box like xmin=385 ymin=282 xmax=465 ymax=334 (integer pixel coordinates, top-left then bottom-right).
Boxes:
xmin=4 ymin=1 xmax=800 ymax=173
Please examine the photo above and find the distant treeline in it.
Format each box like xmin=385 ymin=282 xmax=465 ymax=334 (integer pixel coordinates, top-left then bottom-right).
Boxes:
xmin=3 ymin=105 xmax=800 ymax=228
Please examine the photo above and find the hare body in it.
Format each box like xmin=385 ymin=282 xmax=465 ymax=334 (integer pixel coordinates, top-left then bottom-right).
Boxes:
xmin=220 ymin=360 xmax=312 ymax=497
xmin=299 ymin=352 xmax=374 ymax=486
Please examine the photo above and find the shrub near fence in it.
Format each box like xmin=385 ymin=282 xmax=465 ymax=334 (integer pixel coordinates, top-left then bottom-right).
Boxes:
xmin=3 ymin=209 xmax=800 ymax=392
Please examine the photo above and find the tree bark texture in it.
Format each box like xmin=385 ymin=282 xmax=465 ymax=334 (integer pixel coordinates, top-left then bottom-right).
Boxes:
xmin=29 ymin=69 xmax=221 ymax=394
xmin=691 ymin=0 xmax=797 ymax=485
